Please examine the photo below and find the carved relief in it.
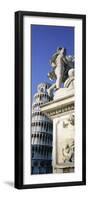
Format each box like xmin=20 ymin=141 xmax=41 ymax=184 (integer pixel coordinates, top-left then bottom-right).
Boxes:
xmin=56 ymin=114 xmax=75 ymax=167
xmin=62 ymin=139 xmax=74 ymax=163
xmin=48 ymin=103 xmax=74 ymax=117
xmin=63 ymin=113 xmax=75 ymax=128
xmin=68 ymin=113 xmax=75 ymax=125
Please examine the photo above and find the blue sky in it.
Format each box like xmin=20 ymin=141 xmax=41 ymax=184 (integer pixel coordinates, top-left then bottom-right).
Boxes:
xmin=31 ymin=25 xmax=74 ymax=96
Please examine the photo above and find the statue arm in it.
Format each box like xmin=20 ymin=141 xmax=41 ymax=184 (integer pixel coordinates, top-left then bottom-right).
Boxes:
xmin=48 ymin=70 xmax=57 ymax=81
xmin=50 ymin=52 xmax=59 ymax=67
xmin=62 ymin=56 xmax=68 ymax=65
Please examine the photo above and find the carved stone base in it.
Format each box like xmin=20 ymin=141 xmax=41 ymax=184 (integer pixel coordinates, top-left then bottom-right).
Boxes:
xmin=54 ymin=87 xmax=74 ymax=100
xmin=40 ymin=87 xmax=75 ymax=173
xmin=53 ymin=113 xmax=75 ymax=173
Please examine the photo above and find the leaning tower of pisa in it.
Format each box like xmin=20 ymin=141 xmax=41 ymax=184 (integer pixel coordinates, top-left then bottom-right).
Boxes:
xmin=31 ymin=83 xmax=53 ymax=174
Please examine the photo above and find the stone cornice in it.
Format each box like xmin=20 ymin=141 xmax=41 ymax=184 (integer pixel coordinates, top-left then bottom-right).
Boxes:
xmin=40 ymin=96 xmax=74 ymax=118
xmin=45 ymin=103 xmax=74 ymax=118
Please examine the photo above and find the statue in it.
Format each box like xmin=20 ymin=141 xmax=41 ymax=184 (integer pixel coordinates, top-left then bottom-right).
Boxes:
xmin=47 ymin=47 xmax=74 ymax=96
xmin=64 ymin=68 xmax=75 ymax=89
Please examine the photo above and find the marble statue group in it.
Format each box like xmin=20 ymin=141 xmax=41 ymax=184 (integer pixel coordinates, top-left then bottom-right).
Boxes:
xmin=47 ymin=47 xmax=74 ymax=96
xmin=40 ymin=47 xmax=75 ymax=173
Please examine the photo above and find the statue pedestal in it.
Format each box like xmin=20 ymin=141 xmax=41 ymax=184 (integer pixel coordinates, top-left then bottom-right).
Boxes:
xmin=40 ymin=87 xmax=75 ymax=173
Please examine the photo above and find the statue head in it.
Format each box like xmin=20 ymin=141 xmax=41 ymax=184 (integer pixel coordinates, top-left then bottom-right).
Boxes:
xmin=68 ymin=68 xmax=74 ymax=77
xmin=57 ymin=47 xmax=66 ymax=56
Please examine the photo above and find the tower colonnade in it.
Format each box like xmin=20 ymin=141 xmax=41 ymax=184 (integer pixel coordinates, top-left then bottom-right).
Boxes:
xmin=31 ymin=83 xmax=53 ymax=174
